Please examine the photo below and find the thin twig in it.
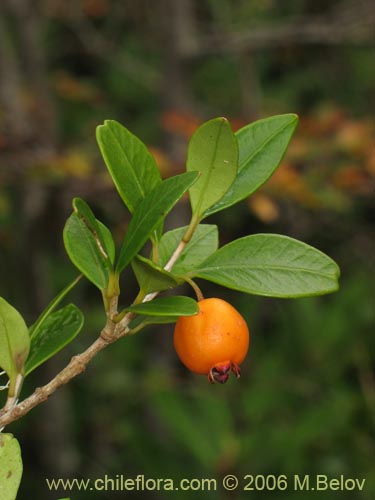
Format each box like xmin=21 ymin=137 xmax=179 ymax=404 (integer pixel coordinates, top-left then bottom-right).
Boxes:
xmin=164 ymin=240 xmax=187 ymax=272
xmin=0 ymin=313 xmax=118 ymax=429
xmin=0 ymin=228 xmax=191 ymax=429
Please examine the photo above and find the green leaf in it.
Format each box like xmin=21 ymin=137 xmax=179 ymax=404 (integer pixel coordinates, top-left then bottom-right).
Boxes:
xmin=0 ymin=298 xmax=30 ymax=388
xmin=25 ymin=304 xmax=84 ymax=376
xmin=158 ymin=224 xmax=218 ymax=275
xmin=206 ymin=114 xmax=299 ymax=216
xmin=128 ymin=315 xmax=181 ymax=331
xmin=96 ymin=120 xmax=161 ymax=213
xmin=117 ymin=172 xmax=199 ymax=273
xmin=125 ymin=296 xmax=198 ymax=316
xmin=63 ymin=212 xmax=112 ymax=290
xmin=132 ymin=255 xmax=178 ymax=294
xmin=72 ymin=198 xmax=115 ymax=265
xmin=0 ymin=434 xmax=23 ymax=500
xmin=29 ymin=275 xmax=82 ymax=340
xmin=192 ymin=234 xmax=340 ymax=298
xmin=187 ymin=117 xmax=238 ymax=218
xmin=96 ymin=221 xmax=115 ymax=266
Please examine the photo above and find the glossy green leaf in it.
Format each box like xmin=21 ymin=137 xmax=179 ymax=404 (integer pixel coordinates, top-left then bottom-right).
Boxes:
xmin=117 ymin=172 xmax=199 ymax=273
xmin=158 ymin=224 xmax=218 ymax=275
xmin=96 ymin=220 xmax=115 ymax=266
xmin=0 ymin=434 xmax=23 ymax=500
xmin=63 ymin=213 xmax=112 ymax=290
xmin=25 ymin=304 xmax=84 ymax=376
xmin=96 ymin=120 xmax=161 ymax=213
xmin=29 ymin=275 xmax=82 ymax=340
xmin=0 ymin=297 xmax=29 ymax=386
xmin=128 ymin=315 xmax=181 ymax=331
xmin=187 ymin=117 xmax=238 ymax=217
xmin=192 ymin=234 xmax=340 ymax=298
xmin=132 ymin=255 xmax=178 ymax=294
xmin=125 ymin=296 xmax=198 ymax=316
xmin=72 ymin=198 xmax=115 ymax=265
xmin=72 ymin=197 xmax=98 ymax=230
xmin=206 ymin=114 xmax=298 ymax=216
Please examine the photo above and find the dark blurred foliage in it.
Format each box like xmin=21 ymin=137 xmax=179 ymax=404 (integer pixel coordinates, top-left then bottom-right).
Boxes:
xmin=0 ymin=1 xmax=373 ymax=499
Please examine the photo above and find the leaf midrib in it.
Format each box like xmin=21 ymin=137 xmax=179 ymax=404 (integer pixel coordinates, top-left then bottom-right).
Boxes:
xmin=194 ymin=119 xmax=225 ymax=216
xmin=75 ymin=216 xmax=109 ymax=287
xmin=121 ymin=185 xmax=169 ymax=254
xmin=118 ymin=177 xmax=193 ymax=271
xmin=238 ymin=115 xmax=297 ymax=172
xmin=195 ymin=263 xmax=338 ymax=279
xmin=205 ymin=116 xmax=297 ymax=216
xmin=109 ymin=126 xmax=146 ymax=202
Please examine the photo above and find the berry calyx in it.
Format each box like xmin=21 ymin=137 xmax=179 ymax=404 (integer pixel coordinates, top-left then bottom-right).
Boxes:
xmin=173 ymin=298 xmax=250 ymax=384
xmin=208 ymin=361 xmax=241 ymax=384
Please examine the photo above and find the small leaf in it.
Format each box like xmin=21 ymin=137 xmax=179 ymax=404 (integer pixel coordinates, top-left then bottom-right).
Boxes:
xmin=29 ymin=275 xmax=82 ymax=339
xmin=192 ymin=234 xmax=340 ymax=298
xmin=96 ymin=220 xmax=116 ymax=266
xmin=125 ymin=296 xmax=198 ymax=316
xmin=25 ymin=304 xmax=84 ymax=376
xmin=132 ymin=255 xmax=178 ymax=294
xmin=187 ymin=117 xmax=238 ymax=217
xmin=0 ymin=434 xmax=23 ymax=500
xmin=96 ymin=120 xmax=161 ymax=213
xmin=206 ymin=114 xmax=299 ymax=216
xmin=0 ymin=298 xmax=30 ymax=387
xmin=72 ymin=198 xmax=115 ymax=265
xmin=158 ymin=224 xmax=218 ymax=275
xmin=128 ymin=315 xmax=181 ymax=330
xmin=63 ymin=213 xmax=111 ymax=290
xmin=116 ymin=172 xmax=199 ymax=273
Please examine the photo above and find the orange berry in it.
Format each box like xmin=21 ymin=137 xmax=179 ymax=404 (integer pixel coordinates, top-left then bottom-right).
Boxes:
xmin=173 ymin=298 xmax=250 ymax=383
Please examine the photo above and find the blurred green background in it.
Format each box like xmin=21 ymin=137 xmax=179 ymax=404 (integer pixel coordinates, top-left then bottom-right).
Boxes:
xmin=0 ymin=1 xmax=373 ymax=499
